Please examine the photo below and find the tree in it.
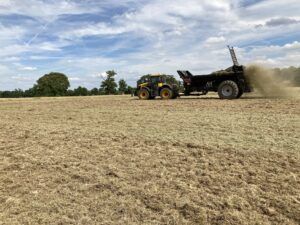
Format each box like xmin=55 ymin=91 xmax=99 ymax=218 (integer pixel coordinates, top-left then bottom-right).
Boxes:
xmin=67 ymin=89 xmax=75 ymax=96
xmin=118 ymin=79 xmax=128 ymax=94
xmin=90 ymin=88 xmax=99 ymax=95
xmin=100 ymin=70 xmax=118 ymax=95
xmin=35 ymin=72 xmax=70 ymax=96
xmin=0 ymin=91 xmax=12 ymax=98
xmin=24 ymin=87 xmax=36 ymax=97
xmin=294 ymin=69 xmax=300 ymax=86
xmin=74 ymin=86 xmax=88 ymax=96
xmin=0 ymin=89 xmax=25 ymax=98
xmin=125 ymin=86 xmax=135 ymax=95
xmin=12 ymin=89 xmax=24 ymax=98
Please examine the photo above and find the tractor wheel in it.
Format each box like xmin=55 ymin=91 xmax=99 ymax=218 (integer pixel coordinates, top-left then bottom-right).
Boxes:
xmin=218 ymin=80 xmax=239 ymax=99
xmin=160 ymin=88 xmax=173 ymax=100
xmin=138 ymin=89 xmax=150 ymax=100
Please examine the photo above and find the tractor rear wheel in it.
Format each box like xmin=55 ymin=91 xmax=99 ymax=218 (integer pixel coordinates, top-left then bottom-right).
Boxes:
xmin=138 ymin=89 xmax=150 ymax=100
xmin=218 ymin=80 xmax=239 ymax=99
xmin=160 ymin=88 xmax=173 ymax=100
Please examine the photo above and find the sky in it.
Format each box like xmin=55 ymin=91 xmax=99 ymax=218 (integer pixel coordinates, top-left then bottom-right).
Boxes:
xmin=0 ymin=0 xmax=300 ymax=90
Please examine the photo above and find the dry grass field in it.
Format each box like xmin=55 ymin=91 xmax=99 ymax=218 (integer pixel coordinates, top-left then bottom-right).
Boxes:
xmin=0 ymin=93 xmax=299 ymax=225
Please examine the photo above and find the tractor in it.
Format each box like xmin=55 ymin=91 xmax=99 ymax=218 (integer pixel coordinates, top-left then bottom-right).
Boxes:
xmin=136 ymin=74 xmax=180 ymax=100
xmin=136 ymin=46 xmax=252 ymax=100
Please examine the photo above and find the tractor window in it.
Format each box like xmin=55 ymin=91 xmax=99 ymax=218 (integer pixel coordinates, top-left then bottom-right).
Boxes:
xmin=150 ymin=76 xmax=168 ymax=83
xmin=138 ymin=77 xmax=149 ymax=85
xmin=150 ymin=77 xmax=161 ymax=83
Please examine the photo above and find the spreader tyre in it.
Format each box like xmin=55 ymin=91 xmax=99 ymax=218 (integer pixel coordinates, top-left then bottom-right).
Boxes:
xmin=138 ymin=89 xmax=150 ymax=100
xmin=218 ymin=80 xmax=239 ymax=99
xmin=160 ymin=88 xmax=173 ymax=100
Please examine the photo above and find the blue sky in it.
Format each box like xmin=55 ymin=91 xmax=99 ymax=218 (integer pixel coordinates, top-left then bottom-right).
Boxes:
xmin=0 ymin=0 xmax=300 ymax=90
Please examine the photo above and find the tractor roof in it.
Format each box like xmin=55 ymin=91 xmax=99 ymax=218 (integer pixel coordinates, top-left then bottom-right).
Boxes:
xmin=150 ymin=74 xmax=163 ymax=77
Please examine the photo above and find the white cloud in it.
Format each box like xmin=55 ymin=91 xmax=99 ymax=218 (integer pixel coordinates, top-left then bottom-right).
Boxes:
xmin=0 ymin=64 xmax=12 ymax=75
xmin=100 ymin=72 xmax=108 ymax=79
xmin=241 ymin=0 xmax=300 ymax=21
xmin=0 ymin=40 xmax=70 ymax=58
xmin=1 ymin=57 xmax=21 ymax=62
xmin=11 ymin=75 xmax=34 ymax=81
xmin=0 ymin=0 xmax=99 ymax=21
xmin=36 ymin=42 xmax=62 ymax=52
xmin=0 ymin=24 xmax=25 ymax=42
xmin=62 ymin=0 xmax=234 ymax=40
xmin=69 ymin=77 xmax=81 ymax=81
xmin=204 ymin=36 xmax=227 ymax=48
xmin=0 ymin=44 xmax=29 ymax=57
xmin=241 ymin=41 xmax=300 ymax=67
xmin=21 ymin=66 xmax=37 ymax=71
xmin=0 ymin=0 xmax=300 ymax=89
xmin=205 ymin=36 xmax=226 ymax=44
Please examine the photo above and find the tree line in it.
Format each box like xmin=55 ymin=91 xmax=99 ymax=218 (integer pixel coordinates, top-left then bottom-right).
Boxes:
xmin=273 ymin=66 xmax=300 ymax=86
xmin=1 ymin=66 xmax=300 ymax=98
xmin=0 ymin=70 xmax=135 ymax=98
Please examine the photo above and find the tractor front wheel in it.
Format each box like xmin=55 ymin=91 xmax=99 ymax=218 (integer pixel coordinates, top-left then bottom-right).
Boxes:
xmin=160 ymin=88 xmax=173 ymax=100
xmin=138 ymin=89 xmax=150 ymax=100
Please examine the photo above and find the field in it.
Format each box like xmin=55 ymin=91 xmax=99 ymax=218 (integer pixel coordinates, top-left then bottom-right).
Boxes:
xmin=0 ymin=93 xmax=299 ymax=225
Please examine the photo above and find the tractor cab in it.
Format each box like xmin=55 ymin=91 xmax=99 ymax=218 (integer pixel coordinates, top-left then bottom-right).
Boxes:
xmin=138 ymin=75 xmax=165 ymax=86
xmin=137 ymin=74 xmax=179 ymax=100
xmin=149 ymin=75 xmax=166 ymax=84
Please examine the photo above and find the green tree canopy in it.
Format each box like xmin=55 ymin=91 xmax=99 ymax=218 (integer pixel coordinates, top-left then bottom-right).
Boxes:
xmin=100 ymin=70 xmax=118 ymax=95
xmin=274 ymin=66 xmax=300 ymax=86
xmin=90 ymin=88 xmax=99 ymax=95
xmin=118 ymin=79 xmax=128 ymax=94
xmin=35 ymin=72 xmax=70 ymax=96
xmin=125 ymin=86 xmax=135 ymax=95
xmin=293 ymin=73 xmax=300 ymax=86
xmin=74 ymin=86 xmax=89 ymax=96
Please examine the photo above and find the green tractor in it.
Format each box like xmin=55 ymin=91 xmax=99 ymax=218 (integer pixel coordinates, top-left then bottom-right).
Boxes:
xmin=136 ymin=74 xmax=180 ymax=100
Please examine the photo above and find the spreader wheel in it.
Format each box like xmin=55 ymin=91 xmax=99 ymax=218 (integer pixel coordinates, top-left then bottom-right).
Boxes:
xmin=160 ymin=88 xmax=173 ymax=100
xmin=218 ymin=80 xmax=239 ymax=99
xmin=138 ymin=89 xmax=150 ymax=100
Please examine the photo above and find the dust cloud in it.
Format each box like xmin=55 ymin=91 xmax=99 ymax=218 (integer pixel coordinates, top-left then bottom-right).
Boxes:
xmin=245 ymin=65 xmax=298 ymax=98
